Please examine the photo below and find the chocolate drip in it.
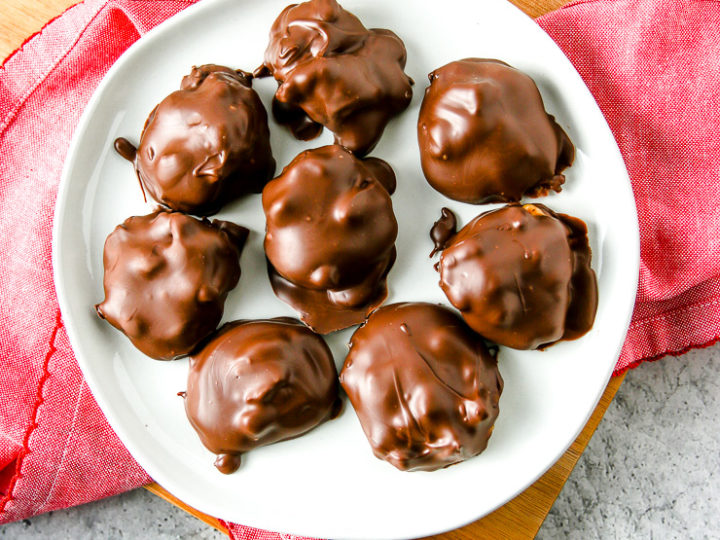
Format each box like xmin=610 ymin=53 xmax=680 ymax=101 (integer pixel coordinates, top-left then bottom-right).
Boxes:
xmin=429 ymin=207 xmax=457 ymax=257
xmin=340 ymin=302 xmax=503 ymax=472
xmin=114 ymin=137 xmax=146 ymax=201
xmin=184 ymin=318 xmax=340 ymax=474
xmin=267 ymin=248 xmax=396 ymax=334
xmin=272 ymin=96 xmax=323 ymax=141
xmin=362 ymin=157 xmax=397 ymax=195
xmin=114 ymin=137 xmax=137 ymax=162
xmin=214 ymin=454 xmax=242 ymax=475
xmin=212 ymin=219 xmax=249 ymax=252
xmin=253 ymin=65 xmax=271 ymax=78
xmin=418 ymin=59 xmax=574 ymax=204
xmin=561 ymin=213 xmax=598 ymax=340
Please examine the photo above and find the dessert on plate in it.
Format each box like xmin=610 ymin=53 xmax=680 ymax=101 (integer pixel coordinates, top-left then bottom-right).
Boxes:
xmin=418 ymin=58 xmax=574 ymax=204
xmin=432 ymin=204 xmax=597 ymax=350
xmin=263 ymin=144 xmax=398 ymax=333
xmin=256 ymin=0 xmax=413 ymax=156
xmin=183 ymin=317 xmax=341 ymax=474
xmin=340 ymin=302 xmax=503 ymax=472
xmin=115 ymin=64 xmax=275 ymax=216
xmin=95 ymin=209 xmax=248 ymax=360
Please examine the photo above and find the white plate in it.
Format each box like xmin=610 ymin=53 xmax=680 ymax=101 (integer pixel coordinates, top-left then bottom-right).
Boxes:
xmin=53 ymin=0 xmax=639 ymax=538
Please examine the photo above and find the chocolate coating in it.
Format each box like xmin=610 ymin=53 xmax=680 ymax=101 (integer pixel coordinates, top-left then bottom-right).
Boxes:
xmin=340 ymin=302 xmax=503 ymax=472
xmin=429 ymin=207 xmax=457 ymax=257
xmin=184 ymin=318 xmax=341 ymax=474
xmin=418 ymin=59 xmax=574 ymax=204
xmin=258 ymin=0 xmax=413 ymax=156
xmin=116 ymin=65 xmax=275 ymax=215
xmin=263 ymin=145 xmax=398 ymax=333
xmin=95 ymin=209 xmax=247 ymax=360
xmin=436 ymin=204 xmax=597 ymax=350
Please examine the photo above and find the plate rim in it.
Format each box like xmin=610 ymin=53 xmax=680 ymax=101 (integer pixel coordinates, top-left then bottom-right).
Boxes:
xmin=52 ymin=0 xmax=640 ymax=537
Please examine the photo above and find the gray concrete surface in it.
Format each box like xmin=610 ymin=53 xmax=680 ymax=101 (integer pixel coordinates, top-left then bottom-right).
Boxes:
xmin=538 ymin=344 xmax=720 ymax=539
xmin=0 ymin=488 xmax=223 ymax=540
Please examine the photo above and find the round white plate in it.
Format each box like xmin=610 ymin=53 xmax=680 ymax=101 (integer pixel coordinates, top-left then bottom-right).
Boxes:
xmin=53 ymin=0 xmax=639 ymax=538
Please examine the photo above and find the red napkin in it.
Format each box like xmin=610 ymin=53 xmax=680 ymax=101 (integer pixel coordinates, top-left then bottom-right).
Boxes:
xmin=1 ymin=0 xmax=718 ymax=534
xmin=538 ymin=0 xmax=720 ymax=374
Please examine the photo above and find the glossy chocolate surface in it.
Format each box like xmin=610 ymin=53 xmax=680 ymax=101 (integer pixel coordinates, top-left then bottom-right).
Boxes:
xmin=257 ymin=0 xmax=413 ymax=156
xmin=429 ymin=207 xmax=457 ymax=257
xmin=436 ymin=204 xmax=597 ymax=350
xmin=116 ymin=65 xmax=275 ymax=215
xmin=340 ymin=302 xmax=503 ymax=472
xmin=95 ymin=209 xmax=248 ymax=360
xmin=184 ymin=318 xmax=341 ymax=474
xmin=263 ymin=145 xmax=398 ymax=333
xmin=418 ymin=59 xmax=574 ymax=204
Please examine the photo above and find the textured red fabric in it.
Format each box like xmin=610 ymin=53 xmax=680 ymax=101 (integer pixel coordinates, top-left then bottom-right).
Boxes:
xmin=537 ymin=0 xmax=720 ymax=374
xmin=0 ymin=2 xmax=311 ymax=536
xmin=0 ymin=0 xmax=187 ymax=524
xmin=222 ymin=520 xmax=313 ymax=540
xmin=0 ymin=0 xmax=717 ymax=534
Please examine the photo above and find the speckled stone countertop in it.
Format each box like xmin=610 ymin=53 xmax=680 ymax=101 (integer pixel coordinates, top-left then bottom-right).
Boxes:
xmin=2 ymin=344 xmax=719 ymax=539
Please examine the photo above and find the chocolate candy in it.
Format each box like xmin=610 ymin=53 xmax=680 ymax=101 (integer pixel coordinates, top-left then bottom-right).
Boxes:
xmin=263 ymin=145 xmax=398 ymax=333
xmin=95 ymin=209 xmax=247 ymax=360
xmin=115 ymin=65 xmax=275 ymax=216
xmin=434 ymin=204 xmax=597 ymax=350
xmin=417 ymin=59 xmax=574 ymax=204
xmin=340 ymin=302 xmax=503 ymax=472
xmin=256 ymin=0 xmax=413 ymax=156
xmin=184 ymin=317 xmax=341 ymax=474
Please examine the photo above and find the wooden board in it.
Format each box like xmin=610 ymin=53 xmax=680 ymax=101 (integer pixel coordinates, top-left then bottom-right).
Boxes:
xmin=1 ymin=1 xmax=627 ymax=539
